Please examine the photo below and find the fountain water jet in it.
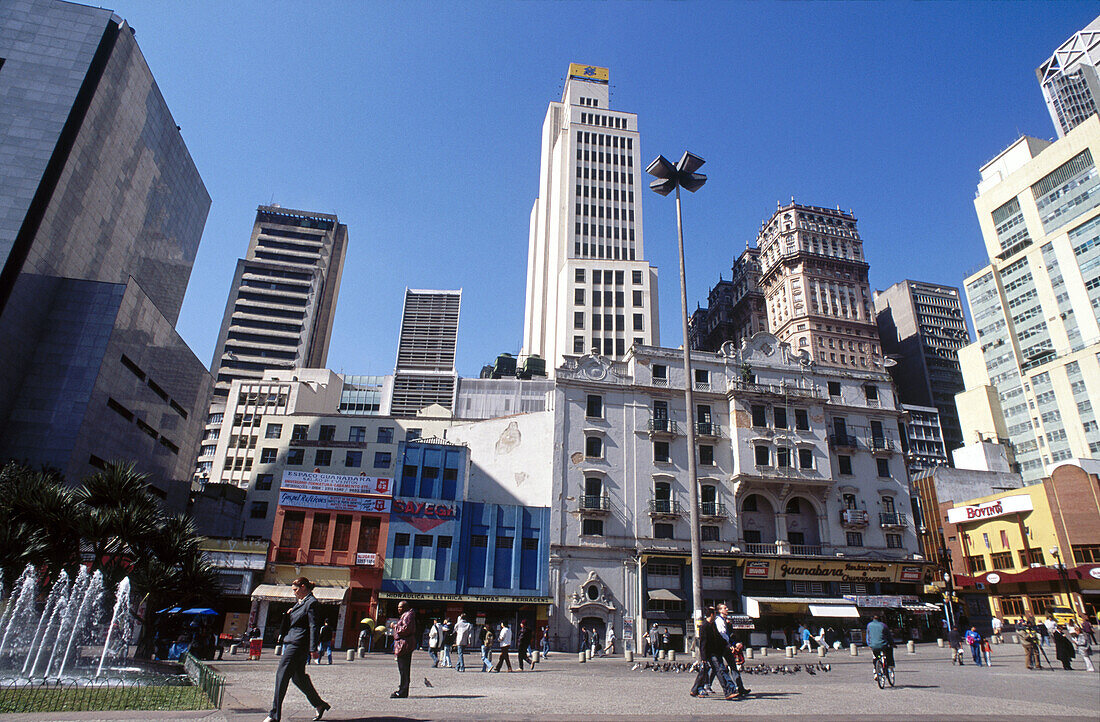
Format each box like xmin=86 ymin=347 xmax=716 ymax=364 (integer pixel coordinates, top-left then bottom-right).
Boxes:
xmin=22 ymin=570 xmax=69 ymax=676
xmin=96 ymin=577 xmax=131 ymax=677
xmin=0 ymin=565 xmax=38 ymax=660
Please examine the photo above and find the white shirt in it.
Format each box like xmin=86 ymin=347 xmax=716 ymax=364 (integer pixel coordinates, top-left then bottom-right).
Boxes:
xmin=498 ymin=625 xmax=513 ymax=647
xmin=715 ymin=615 xmax=730 ymax=643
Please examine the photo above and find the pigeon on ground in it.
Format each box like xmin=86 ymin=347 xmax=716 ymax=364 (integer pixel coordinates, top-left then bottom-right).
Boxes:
xmin=423 ymin=677 xmax=433 ymax=688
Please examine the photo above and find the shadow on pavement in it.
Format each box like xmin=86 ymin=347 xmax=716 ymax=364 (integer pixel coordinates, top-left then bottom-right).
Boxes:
xmin=892 ymin=684 xmax=941 ymax=689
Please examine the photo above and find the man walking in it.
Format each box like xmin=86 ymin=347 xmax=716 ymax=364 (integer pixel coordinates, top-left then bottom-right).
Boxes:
xmin=517 ymin=621 xmax=535 ymax=670
xmin=492 ymin=621 xmax=514 ymax=672
xmin=689 ymin=607 xmax=748 ymax=700
xmin=799 ymin=624 xmax=813 ymax=652
xmin=603 ymin=623 xmax=615 ymax=656
xmin=965 ymin=626 xmax=983 ymax=666
xmin=317 ymin=620 xmax=333 ymax=665
xmin=427 ymin=619 xmax=442 ymax=668
xmin=441 ymin=619 xmax=454 ymax=668
xmin=390 ymin=601 xmax=416 ymax=699
xmin=454 ymin=614 xmax=472 ymax=672
xmin=480 ymin=625 xmax=494 ymax=672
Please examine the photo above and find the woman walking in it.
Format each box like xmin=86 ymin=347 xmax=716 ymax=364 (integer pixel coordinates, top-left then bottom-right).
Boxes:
xmin=263 ymin=577 xmax=330 ymax=722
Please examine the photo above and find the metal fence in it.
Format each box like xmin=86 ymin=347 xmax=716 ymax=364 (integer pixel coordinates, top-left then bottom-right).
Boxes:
xmin=0 ymin=675 xmax=211 ymax=713
xmin=184 ymin=652 xmax=226 ymax=708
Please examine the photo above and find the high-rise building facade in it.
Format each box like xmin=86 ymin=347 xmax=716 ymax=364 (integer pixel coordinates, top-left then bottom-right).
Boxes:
xmin=956 ymin=114 xmax=1100 ymax=484
xmin=756 ymin=202 xmax=882 ymax=369
xmin=0 ymin=0 xmax=212 ymax=499
xmin=521 ymin=64 xmax=659 ymax=374
xmin=196 ymin=206 xmax=346 ymax=480
xmin=874 ymin=280 xmax=970 ymax=454
xmin=389 ymin=288 xmax=460 ymax=416
xmin=1037 ymin=15 xmax=1100 ymax=139
xmin=689 ymin=247 xmax=766 ymax=352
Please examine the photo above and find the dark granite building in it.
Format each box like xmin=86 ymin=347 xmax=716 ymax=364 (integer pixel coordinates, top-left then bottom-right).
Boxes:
xmin=689 ymin=247 xmax=766 ymax=353
xmin=0 ymin=0 xmax=212 ymax=503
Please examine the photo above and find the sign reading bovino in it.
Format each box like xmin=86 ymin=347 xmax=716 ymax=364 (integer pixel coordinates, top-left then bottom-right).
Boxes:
xmin=743 ymin=559 xmax=923 ymax=583
xmin=278 ymin=491 xmax=391 ymax=514
xmin=946 ymin=494 xmax=1032 ymax=524
xmin=282 ymin=470 xmax=393 ymax=497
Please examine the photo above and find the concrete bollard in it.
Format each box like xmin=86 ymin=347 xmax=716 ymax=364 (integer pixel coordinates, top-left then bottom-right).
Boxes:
xmin=533 ymin=650 xmax=541 ymax=663
xmin=229 ymin=644 xmax=239 ymax=655
xmin=759 ymin=647 xmax=767 ymax=657
xmin=578 ymin=651 xmax=586 ymax=663
xmin=586 ymin=648 xmax=593 ymax=660
xmin=668 ymin=650 xmax=676 ymax=662
xmin=624 ymin=649 xmax=632 ymax=663
xmin=818 ymin=646 xmax=826 ymax=657
xmin=785 ymin=646 xmax=794 ymax=658
xmin=936 ymin=638 xmax=944 ymax=647
xmin=906 ymin=640 xmax=915 ymax=654
xmin=1012 ymin=634 xmax=1019 ymax=644
xmin=658 ymin=650 xmax=666 ymax=660
xmin=745 ymin=647 xmax=754 ymax=660
xmin=346 ymin=649 xmax=356 ymax=661
xmin=850 ymin=643 xmax=858 ymax=656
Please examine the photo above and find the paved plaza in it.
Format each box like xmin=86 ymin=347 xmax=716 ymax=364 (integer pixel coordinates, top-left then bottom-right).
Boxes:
xmin=3 ymin=644 xmax=1098 ymax=721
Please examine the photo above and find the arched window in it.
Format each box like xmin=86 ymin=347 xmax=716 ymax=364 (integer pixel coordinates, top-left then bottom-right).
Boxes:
xmin=786 ymin=498 xmax=800 ymax=514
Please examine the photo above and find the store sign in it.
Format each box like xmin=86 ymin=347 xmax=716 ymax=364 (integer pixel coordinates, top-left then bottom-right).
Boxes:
xmin=985 ymin=572 xmax=1001 ymax=584
xmin=744 ymin=560 xmax=771 ymax=578
xmin=278 ymin=491 xmax=391 ymax=514
xmin=843 ymin=595 xmax=920 ymax=608
xmin=393 ymin=499 xmax=459 ymax=519
xmin=378 ymin=591 xmax=552 ymax=604
xmin=282 ymin=470 xmax=393 ymax=496
xmin=742 ymin=558 xmax=920 ymax=583
xmin=946 ymin=494 xmax=1032 ymax=524
xmin=898 ymin=566 xmax=923 ymax=582
xmin=355 ymin=553 xmax=377 ymax=566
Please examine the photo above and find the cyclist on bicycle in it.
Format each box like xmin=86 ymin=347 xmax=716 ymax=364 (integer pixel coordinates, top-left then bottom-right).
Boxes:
xmin=866 ymin=614 xmax=895 ymax=675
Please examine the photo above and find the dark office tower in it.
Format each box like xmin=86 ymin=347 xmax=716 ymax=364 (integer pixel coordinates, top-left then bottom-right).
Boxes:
xmin=874 ymin=280 xmax=970 ymax=455
xmin=689 ymin=246 xmax=766 ymax=352
xmin=208 ymin=206 xmax=347 ymax=398
xmin=0 ymin=0 xmax=213 ymax=502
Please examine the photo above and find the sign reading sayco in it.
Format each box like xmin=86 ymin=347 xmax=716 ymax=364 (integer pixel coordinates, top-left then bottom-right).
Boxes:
xmin=282 ymin=470 xmax=392 ymax=497
xmin=278 ymin=490 xmax=391 ymax=514
xmin=946 ymin=495 xmax=1033 ymax=524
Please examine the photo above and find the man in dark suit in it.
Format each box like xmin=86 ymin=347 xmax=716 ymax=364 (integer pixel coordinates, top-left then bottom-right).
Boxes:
xmin=264 ymin=577 xmax=330 ymax=722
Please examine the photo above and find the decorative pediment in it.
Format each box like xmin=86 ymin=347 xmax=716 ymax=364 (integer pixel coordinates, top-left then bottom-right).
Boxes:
xmin=559 ymin=353 xmax=626 ymax=383
xmin=568 ymin=570 xmax=616 ymax=614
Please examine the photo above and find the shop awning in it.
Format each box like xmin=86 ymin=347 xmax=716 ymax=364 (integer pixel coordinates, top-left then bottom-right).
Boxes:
xmin=251 ymin=584 xmax=348 ymax=602
xmin=901 ymin=603 xmax=942 ymax=613
xmin=809 ymin=604 xmax=860 ymax=618
xmin=648 ymin=588 xmax=685 ymax=602
xmin=744 ymin=596 xmax=853 ymax=619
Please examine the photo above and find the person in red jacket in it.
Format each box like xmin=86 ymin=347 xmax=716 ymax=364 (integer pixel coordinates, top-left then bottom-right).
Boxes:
xmin=390 ymin=601 xmax=417 ymax=698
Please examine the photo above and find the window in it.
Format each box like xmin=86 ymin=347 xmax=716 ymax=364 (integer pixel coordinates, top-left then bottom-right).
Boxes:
xmin=310 ymin=514 xmax=330 ymax=548
xmin=255 ymin=474 xmax=273 ymax=491
xmin=776 ymin=446 xmax=791 ymax=467
xmin=876 ymin=458 xmax=891 ymax=477
xmin=633 ymin=313 xmax=643 ymax=331
xmin=374 ymin=451 xmax=391 ymax=468
xmin=633 ymin=270 xmax=643 ymax=284
xmin=265 ymin=424 xmax=282 ymax=439
xmin=582 ymin=518 xmax=604 ymax=536
xmin=575 ymin=288 xmax=585 ymax=305
xmin=990 ymin=552 xmax=1014 ymax=570
xmin=586 ymin=394 xmax=603 ymax=418
xmin=754 ymin=445 xmax=770 ymax=466
xmin=967 ymin=555 xmax=987 ymax=572
xmin=576 ymin=268 xmax=586 ymax=283
xmin=585 ymin=436 xmax=603 ymax=458
xmin=774 ymin=407 xmax=788 ymax=429
xmin=377 ymin=427 xmax=394 ymax=444
xmin=358 ymin=517 xmax=380 ymax=554
xmin=1018 ymin=548 xmax=1046 ymax=566
xmin=699 ymin=444 xmax=714 ymax=465
xmin=653 ymin=365 xmax=667 ymax=382
xmin=886 ymin=533 xmax=902 ymax=549
xmin=286 ymin=448 xmax=305 ymax=465
xmin=345 ymin=450 xmax=363 ymax=467
xmin=333 ymin=515 xmax=353 ymax=551
xmin=864 ymin=385 xmax=879 ymax=402
xmin=843 ymin=493 xmax=857 ymax=510
xmin=314 ymin=449 xmax=332 ymax=466
xmin=654 ymin=440 xmax=671 ymax=463
xmin=998 ymin=596 xmax=1025 ymax=616
xmin=795 ymin=409 xmax=809 ymax=430
xmin=250 ymin=501 xmax=269 ymax=519
xmin=701 ymin=525 xmax=720 ymax=541
xmin=291 ymin=424 xmax=309 ymax=440
xmin=654 ymin=523 xmax=674 ymax=539
xmin=348 ymin=426 xmax=366 ymax=443
xmin=575 ymin=311 xmax=584 ymax=329
xmin=694 ymin=369 xmax=709 ymax=385
xmin=406 ymin=428 xmax=422 ymax=441
xmin=260 ymin=448 xmax=278 ymax=463
xmin=751 ymin=405 xmax=767 ymax=427
xmin=1073 ymin=545 xmax=1100 ymax=563
xmin=846 ymin=532 xmax=863 ymax=547
xmin=318 ymin=425 xmax=336 ymax=441
xmin=828 ymin=381 xmax=841 ymax=397
xmin=574 ymin=336 xmax=585 ymax=353
xmin=798 ymin=448 xmax=814 ymax=469
xmin=632 ymin=290 xmax=643 ymax=306
xmin=837 ymin=455 xmax=852 ymax=475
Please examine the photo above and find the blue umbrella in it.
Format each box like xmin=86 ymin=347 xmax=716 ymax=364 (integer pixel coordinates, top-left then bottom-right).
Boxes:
xmin=158 ymin=606 xmax=182 ymax=615
xmin=180 ymin=608 xmax=218 ymax=615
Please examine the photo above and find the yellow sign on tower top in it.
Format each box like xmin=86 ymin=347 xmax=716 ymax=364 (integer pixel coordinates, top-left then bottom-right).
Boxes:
xmin=568 ymin=64 xmax=609 ymax=83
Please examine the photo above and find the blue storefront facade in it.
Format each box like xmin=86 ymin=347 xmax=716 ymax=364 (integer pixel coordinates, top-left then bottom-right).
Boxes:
xmin=380 ymin=439 xmax=551 ymax=634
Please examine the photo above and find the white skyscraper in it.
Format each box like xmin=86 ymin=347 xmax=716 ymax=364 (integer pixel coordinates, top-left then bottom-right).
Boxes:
xmin=1037 ymin=15 xmax=1100 ymax=139
xmin=522 ymin=64 xmax=659 ymax=375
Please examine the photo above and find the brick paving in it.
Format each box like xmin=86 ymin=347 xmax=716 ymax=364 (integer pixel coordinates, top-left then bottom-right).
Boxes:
xmin=2 ymin=643 xmax=1097 ymax=721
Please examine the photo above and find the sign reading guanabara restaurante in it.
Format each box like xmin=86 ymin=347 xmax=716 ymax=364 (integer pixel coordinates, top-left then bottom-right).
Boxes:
xmin=281 ymin=470 xmax=393 ymax=497
xmin=742 ymin=559 xmax=923 ymax=583
xmin=945 ymin=494 xmax=1033 ymax=524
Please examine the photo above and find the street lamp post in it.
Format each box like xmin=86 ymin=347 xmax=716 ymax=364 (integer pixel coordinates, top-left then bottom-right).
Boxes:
xmin=1049 ymin=547 xmax=1072 ymax=611
xmin=646 ymin=152 xmax=707 ymax=633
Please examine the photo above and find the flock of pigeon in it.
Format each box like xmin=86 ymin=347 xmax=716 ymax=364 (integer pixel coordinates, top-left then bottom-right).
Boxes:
xmin=630 ymin=661 xmax=832 ymax=675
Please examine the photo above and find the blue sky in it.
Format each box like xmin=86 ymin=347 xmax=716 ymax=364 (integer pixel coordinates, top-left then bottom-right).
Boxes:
xmin=105 ymin=1 xmax=1098 ymax=377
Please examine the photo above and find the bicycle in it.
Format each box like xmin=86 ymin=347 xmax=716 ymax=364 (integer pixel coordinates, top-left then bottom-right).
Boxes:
xmin=872 ymin=648 xmax=895 ymax=689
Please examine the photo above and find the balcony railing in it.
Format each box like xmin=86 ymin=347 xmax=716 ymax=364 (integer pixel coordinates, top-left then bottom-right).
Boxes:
xmin=868 ymin=437 xmax=898 ymax=454
xmin=648 ymin=498 xmax=683 ymax=516
xmin=694 ymin=381 xmax=712 ymax=392
xmin=729 ymin=379 xmax=824 ymax=400
xmin=840 ymin=509 xmax=870 ymax=527
xmin=579 ymin=494 xmax=611 ymax=513
xmin=879 ymin=512 xmax=908 ymax=528
xmin=745 ymin=542 xmax=778 ymax=555
xmin=700 ymin=501 xmax=728 ymax=518
xmin=273 ymin=546 xmax=299 ymax=563
xmin=829 ymin=433 xmax=859 ymax=449
xmin=789 ymin=544 xmax=822 ymax=556
xmin=647 ymin=418 xmax=680 ymax=435
xmin=695 ymin=421 xmax=721 ymax=437
xmin=652 ymin=377 xmax=669 ymax=388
